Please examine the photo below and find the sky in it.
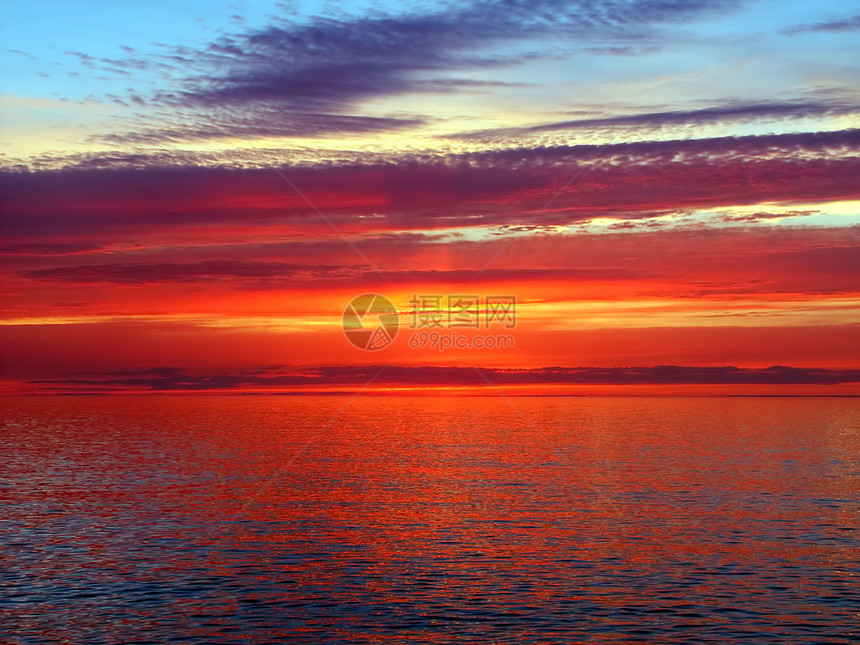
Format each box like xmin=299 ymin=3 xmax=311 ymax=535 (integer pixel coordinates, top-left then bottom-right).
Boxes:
xmin=1 ymin=0 xmax=858 ymax=395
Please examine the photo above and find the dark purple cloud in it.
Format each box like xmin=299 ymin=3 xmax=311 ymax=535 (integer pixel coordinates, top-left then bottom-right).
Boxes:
xmin=20 ymin=261 xmax=638 ymax=286
xmin=0 ymin=242 xmax=105 ymax=256
xmin=167 ymin=0 xmax=742 ymax=108
xmin=3 ymin=128 xmax=858 ymax=241
xmin=21 ymin=261 xmax=363 ymax=284
xmin=87 ymin=0 xmax=745 ymax=140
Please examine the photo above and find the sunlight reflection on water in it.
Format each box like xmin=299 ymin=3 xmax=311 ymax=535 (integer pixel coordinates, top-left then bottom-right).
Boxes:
xmin=1 ymin=395 xmax=858 ymax=643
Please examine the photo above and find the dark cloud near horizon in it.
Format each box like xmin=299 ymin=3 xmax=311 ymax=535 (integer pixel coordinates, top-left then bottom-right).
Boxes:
xmin=30 ymin=364 xmax=860 ymax=391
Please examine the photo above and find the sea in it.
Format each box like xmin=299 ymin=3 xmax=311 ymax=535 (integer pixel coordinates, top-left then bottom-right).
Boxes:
xmin=2 ymin=395 xmax=857 ymax=643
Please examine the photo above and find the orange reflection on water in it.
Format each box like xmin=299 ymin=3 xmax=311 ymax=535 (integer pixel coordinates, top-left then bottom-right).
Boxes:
xmin=2 ymin=395 xmax=858 ymax=642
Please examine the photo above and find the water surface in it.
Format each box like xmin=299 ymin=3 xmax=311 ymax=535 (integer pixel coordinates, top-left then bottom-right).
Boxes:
xmin=2 ymin=396 xmax=858 ymax=643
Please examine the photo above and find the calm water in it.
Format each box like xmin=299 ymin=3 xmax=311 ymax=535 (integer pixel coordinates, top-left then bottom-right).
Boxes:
xmin=1 ymin=395 xmax=858 ymax=643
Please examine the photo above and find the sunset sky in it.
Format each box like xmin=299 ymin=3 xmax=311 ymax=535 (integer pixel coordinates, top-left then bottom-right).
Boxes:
xmin=1 ymin=0 xmax=858 ymax=395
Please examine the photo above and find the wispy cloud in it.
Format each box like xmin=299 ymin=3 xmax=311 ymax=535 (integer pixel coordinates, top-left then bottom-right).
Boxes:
xmin=88 ymin=0 xmax=745 ymax=141
xmin=98 ymin=109 xmax=425 ymax=144
xmin=456 ymin=101 xmax=860 ymax=139
xmin=784 ymin=12 xmax=860 ymax=35
xmin=161 ymin=0 xmax=742 ymax=108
